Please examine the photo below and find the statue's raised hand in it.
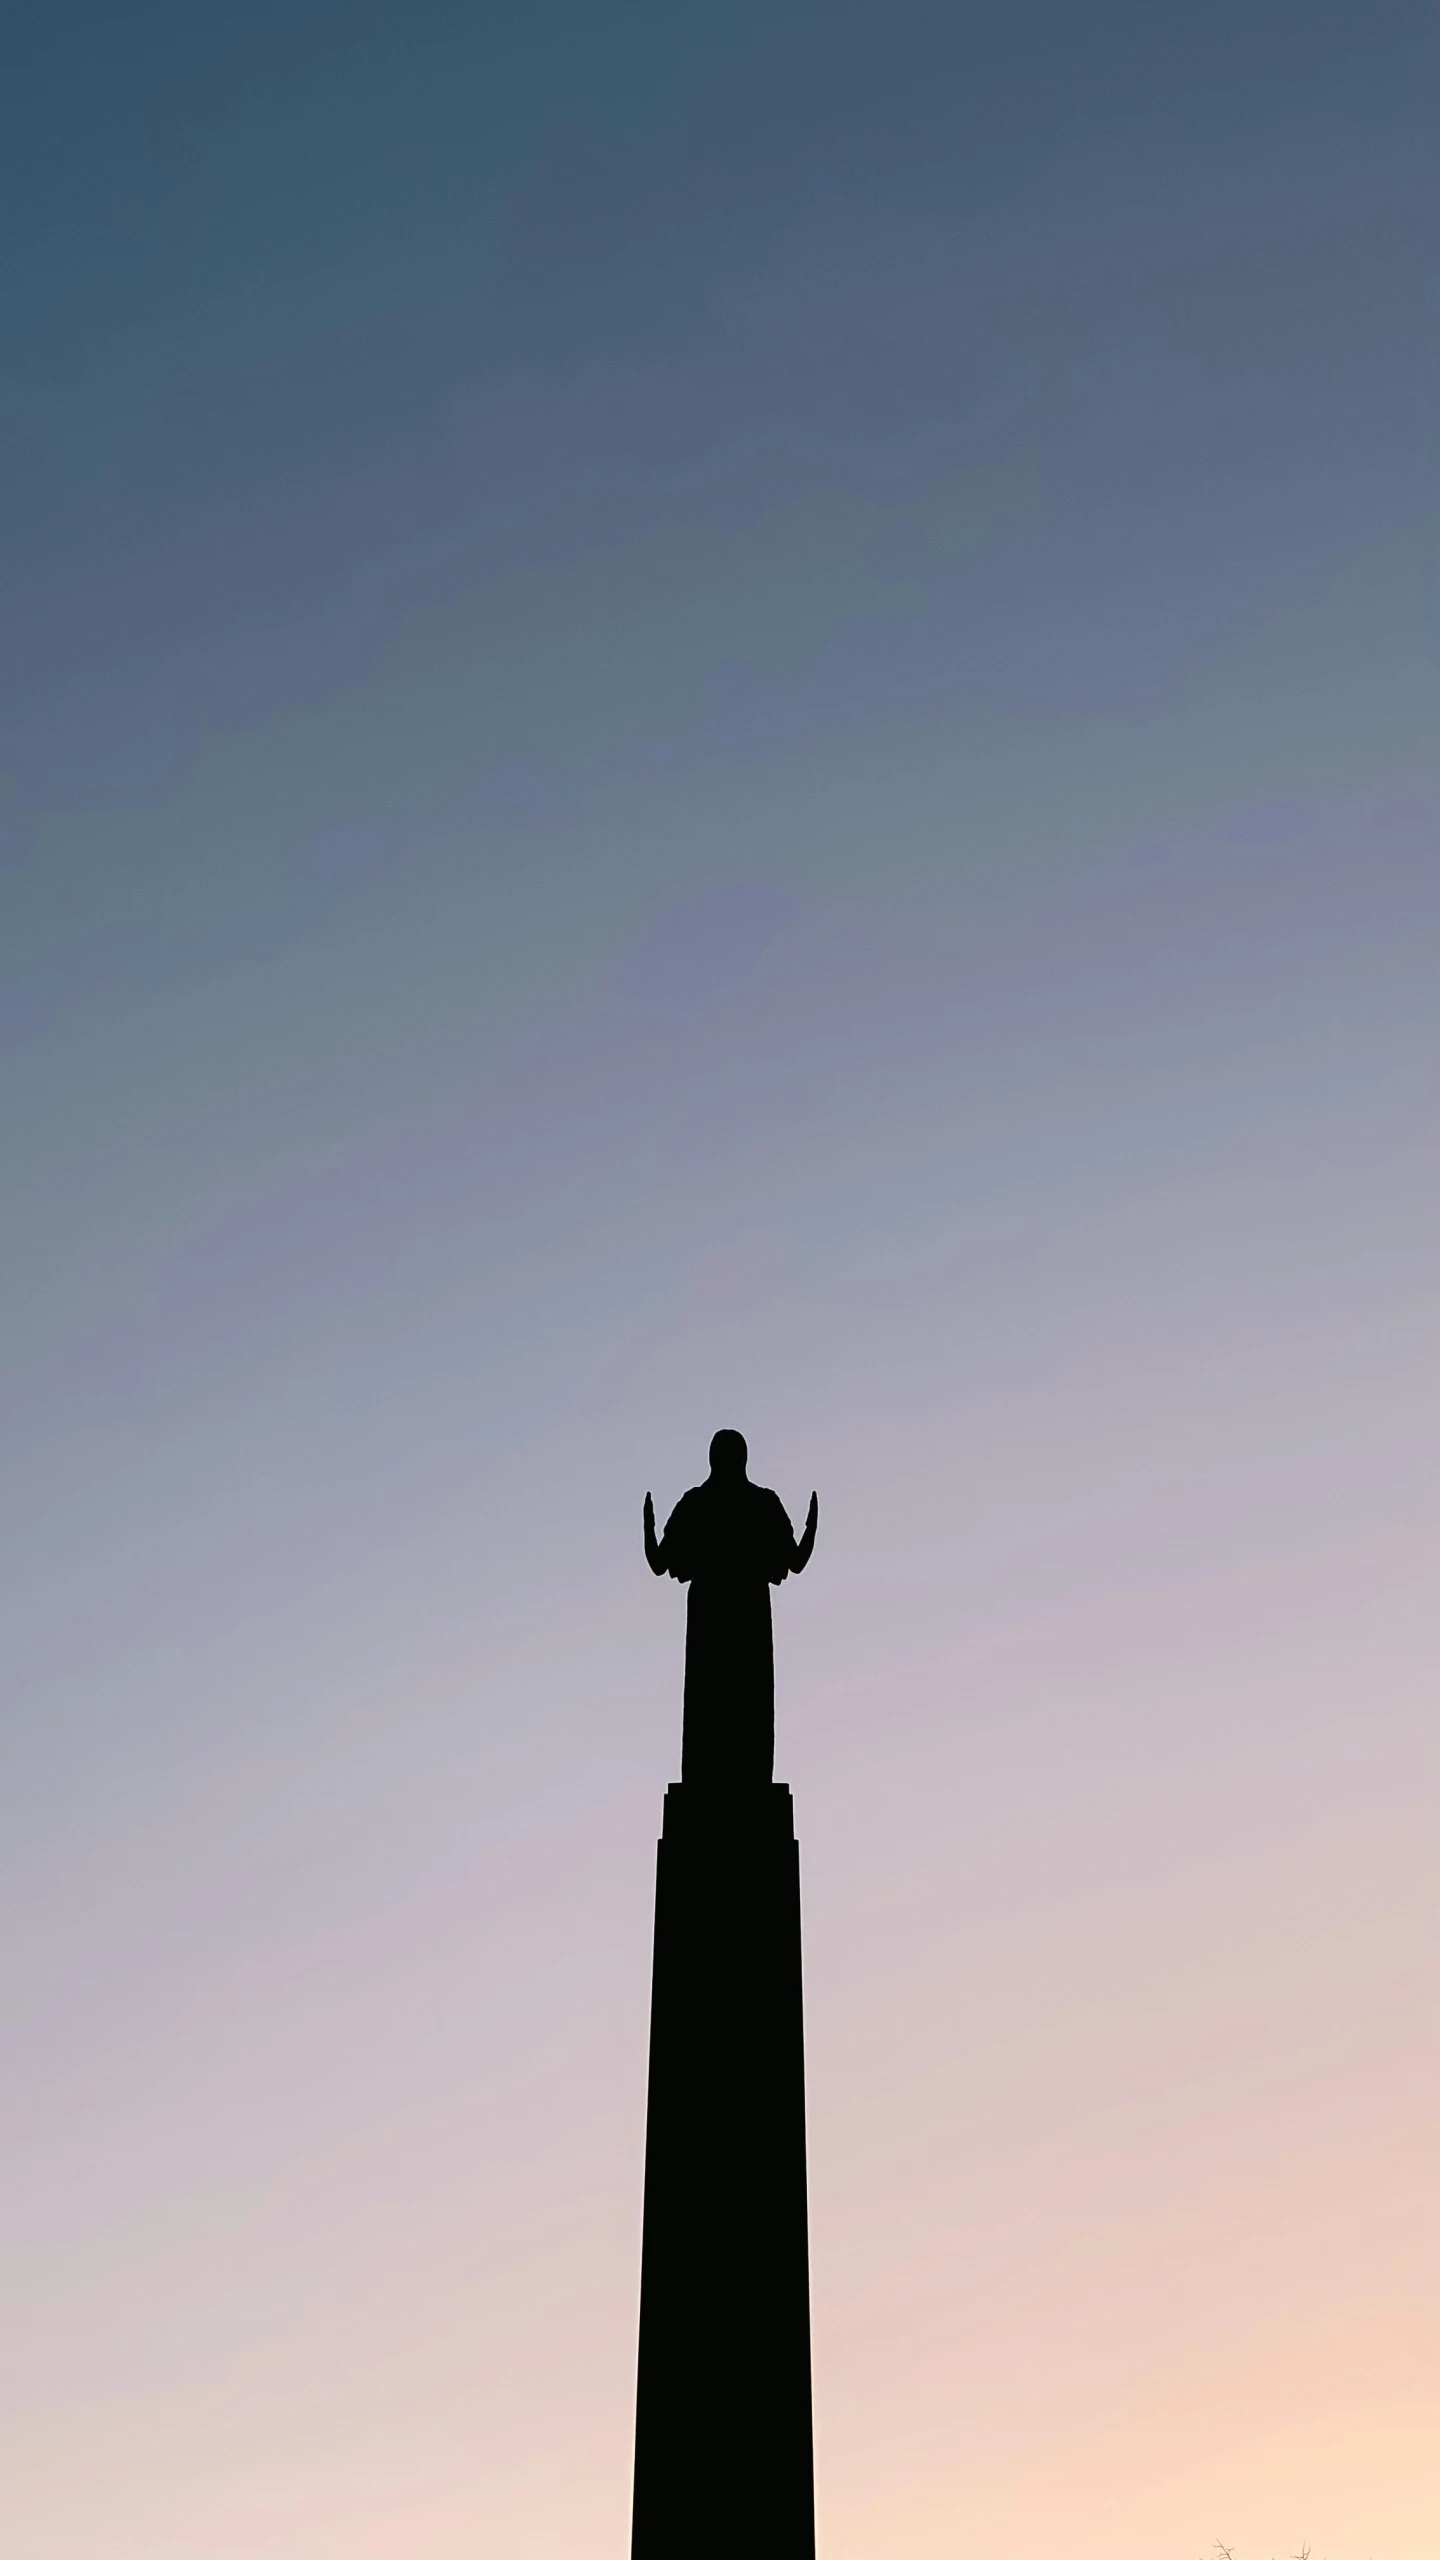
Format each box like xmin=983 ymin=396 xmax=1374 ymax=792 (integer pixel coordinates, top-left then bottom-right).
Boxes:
xmin=643 ymin=1491 xmax=664 ymax=1575
xmin=795 ymin=1490 xmax=819 ymax=1572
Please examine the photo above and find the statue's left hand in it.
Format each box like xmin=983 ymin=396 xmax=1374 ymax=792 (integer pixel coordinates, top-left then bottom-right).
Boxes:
xmin=795 ymin=1490 xmax=819 ymax=1572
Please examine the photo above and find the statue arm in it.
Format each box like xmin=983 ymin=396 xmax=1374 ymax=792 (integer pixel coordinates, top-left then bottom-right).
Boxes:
xmin=643 ymin=1492 xmax=665 ymax=1575
xmin=767 ymin=1488 xmax=819 ymax=1580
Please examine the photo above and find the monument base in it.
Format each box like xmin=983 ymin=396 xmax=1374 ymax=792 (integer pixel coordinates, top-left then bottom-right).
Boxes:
xmin=631 ymin=1781 xmax=816 ymax=2560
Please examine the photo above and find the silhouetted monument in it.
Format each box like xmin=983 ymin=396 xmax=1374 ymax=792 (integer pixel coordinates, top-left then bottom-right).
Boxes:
xmin=632 ymin=1430 xmax=819 ymax=2559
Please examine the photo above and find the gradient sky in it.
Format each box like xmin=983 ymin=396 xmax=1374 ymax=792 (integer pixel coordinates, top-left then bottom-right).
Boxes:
xmin=3 ymin=6 xmax=1437 ymax=2555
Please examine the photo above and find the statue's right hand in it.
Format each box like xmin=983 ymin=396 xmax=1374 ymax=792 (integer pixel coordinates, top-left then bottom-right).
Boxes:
xmin=643 ymin=1491 xmax=664 ymax=1572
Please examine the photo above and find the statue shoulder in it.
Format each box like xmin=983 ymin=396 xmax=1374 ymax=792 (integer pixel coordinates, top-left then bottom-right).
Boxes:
xmin=660 ymin=1483 xmax=707 ymax=1559
xmin=752 ymin=1483 xmax=797 ymax=1557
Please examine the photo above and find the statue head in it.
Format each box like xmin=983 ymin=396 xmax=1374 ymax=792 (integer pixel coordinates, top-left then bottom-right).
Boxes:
xmin=708 ymin=1428 xmax=748 ymax=1480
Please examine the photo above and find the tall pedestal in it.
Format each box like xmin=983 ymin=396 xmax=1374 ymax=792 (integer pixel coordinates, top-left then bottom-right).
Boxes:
xmin=631 ymin=1781 xmax=816 ymax=2559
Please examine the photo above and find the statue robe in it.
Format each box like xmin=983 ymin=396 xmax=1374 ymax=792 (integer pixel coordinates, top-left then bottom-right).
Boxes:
xmin=654 ymin=1478 xmax=803 ymax=1786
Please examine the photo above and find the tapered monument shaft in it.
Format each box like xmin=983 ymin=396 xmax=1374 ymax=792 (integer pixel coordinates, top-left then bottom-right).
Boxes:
xmin=631 ymin=1780 xmax=816 ymax=2558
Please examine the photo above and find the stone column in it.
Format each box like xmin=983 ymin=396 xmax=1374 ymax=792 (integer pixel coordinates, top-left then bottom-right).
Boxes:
xmin=631 ymin=1780 xmax=816 ymax=2559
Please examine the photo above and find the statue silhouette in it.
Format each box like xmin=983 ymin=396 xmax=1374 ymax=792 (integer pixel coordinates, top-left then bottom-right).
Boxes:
xmin=632 ymin=1428 xmax=821 ymax=2555
xmin=644 ymin=1429 xmax=818 ymax=1786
